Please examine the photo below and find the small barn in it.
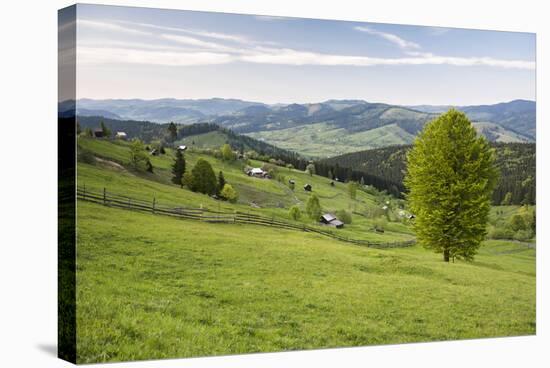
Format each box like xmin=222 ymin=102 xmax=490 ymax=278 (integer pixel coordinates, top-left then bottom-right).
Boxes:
xmin=288 ymin=179 xmax=295 ymax=185
xmin=115 ymin=132 xmax=127 ymax=140
xmin=93 ymin=129 xmax=104 ymax=138
xmin=303 ymin=183 xmax=312 ymax=192
xmin=320 ymin=213 xmax=344 ymax=228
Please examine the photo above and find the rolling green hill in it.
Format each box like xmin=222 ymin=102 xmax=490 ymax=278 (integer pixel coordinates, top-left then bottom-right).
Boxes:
xmin=77 ymin=137 xmax=414 ymax=242
xmin=74 ymin=136 xmax=535 ymax=363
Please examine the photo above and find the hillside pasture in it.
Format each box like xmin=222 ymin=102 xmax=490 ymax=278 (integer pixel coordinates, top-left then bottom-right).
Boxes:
xmin=75 ymin=201 xmax=535 ymax=363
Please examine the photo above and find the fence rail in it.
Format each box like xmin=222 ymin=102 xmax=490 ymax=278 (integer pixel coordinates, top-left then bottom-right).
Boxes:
xmin=77 ymin=186 xmax=415 ymax=249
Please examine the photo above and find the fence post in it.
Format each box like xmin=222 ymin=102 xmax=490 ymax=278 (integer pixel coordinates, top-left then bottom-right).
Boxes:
xmin=103 ymin=187 xmax=106 ymax=205
xmin=152 ymin=197 xmax=156 ymax=214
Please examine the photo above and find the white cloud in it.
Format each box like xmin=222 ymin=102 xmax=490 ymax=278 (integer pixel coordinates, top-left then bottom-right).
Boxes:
xmin=78 ymin=46 xmax=235 ymax=66
xmin=117 ymin=20 xmax=251 ymax=44
xmin=254 ymin=15 xmax=291 ymax=22
xmin=355 ymin=26 xmax=421 ymax=50
xmin=75 ymin=18 xmax=534 ymax=70
xmin=160 ymin=34 xmax=233 ymax=51
xmin=78 ymin=19 xmax=150 ymax=36
xmin=241 ymin=47 xmax=535 ymax=69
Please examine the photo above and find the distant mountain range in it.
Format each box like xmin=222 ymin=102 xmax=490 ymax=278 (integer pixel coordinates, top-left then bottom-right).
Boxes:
xmin=60 ymin=98 xmax=535 ymax=157
xmin=62 ymin=98 xmax=265 ymax=124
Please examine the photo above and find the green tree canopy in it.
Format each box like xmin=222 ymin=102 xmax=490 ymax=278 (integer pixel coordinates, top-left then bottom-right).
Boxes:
xmin=305 ymin=163 xmax=316 ymax=177
xmin=289 ymin=205 xmax=301 ymax=221
xmin=221 ymin=144 xmax=235 ymax=161
xmin=129 ymin=139 xmax=149 ymax=171
xmin=347 ymin=181 xmax=358 ymax=200
xmin=189 ymin=158 xmax=218 ymax=195
xmin=305 ymin=194 xmax=322 ymax=220
xmin=171 ymin=149 xmax=186 ymax=187
xmin=220 ymin=183 xmax=238 ymax=203
xmin=509 ymin=214 xmax=526 ymax=232
xmin=404 ymin=109 xmax=498 ymax=262
xmin=501 ymin=192 xmax=513 ymax=205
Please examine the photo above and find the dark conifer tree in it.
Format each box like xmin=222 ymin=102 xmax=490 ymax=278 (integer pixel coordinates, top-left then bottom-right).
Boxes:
xmin=171 ymin=149 xmax=186 ymax=187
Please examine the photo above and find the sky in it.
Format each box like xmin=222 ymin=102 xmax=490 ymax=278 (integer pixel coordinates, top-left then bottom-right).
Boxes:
xmin=61 ymin=4 xmax=536 ymax=105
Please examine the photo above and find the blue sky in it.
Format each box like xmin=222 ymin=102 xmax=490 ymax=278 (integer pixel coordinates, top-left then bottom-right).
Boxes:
xmin=67 ymin=4 xmax=536 ymax=105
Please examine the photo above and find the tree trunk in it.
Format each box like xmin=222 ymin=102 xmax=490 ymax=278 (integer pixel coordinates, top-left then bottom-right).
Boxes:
xmin=443 ymin=249 xmax=450 ymax=262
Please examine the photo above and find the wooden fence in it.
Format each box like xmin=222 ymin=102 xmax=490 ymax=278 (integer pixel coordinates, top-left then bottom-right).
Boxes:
xmin=76 ymin=185 xmax=415 ymax=249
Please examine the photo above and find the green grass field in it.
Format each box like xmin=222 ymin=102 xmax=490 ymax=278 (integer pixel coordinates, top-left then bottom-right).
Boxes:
xmin=76 ymin=201 xmax=535 ymax=363
xmin=74 ymin=136 xmax=536 ymax=363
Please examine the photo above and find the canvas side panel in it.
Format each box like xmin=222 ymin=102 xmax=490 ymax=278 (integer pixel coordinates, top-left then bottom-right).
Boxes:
xmin=58 ymin=4 xmax=77 ymax=364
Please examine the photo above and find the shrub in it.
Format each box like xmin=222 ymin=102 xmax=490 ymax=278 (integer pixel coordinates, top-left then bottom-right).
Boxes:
xmin=513 ymin=229 xmax=534 ymax=242
xmin=509 ymin=214 xmax=526 ymax=232
xmin=78 ymin=149 xmax=95 ymax=164
xmin=220 ymin=184 xmax=238 ymax=203
xmin=289 ymin=206 xmax=301 ymax=221
xmin=373 ymin=217 xmax=387 ymax=232
xmin=261 ymin=163 xmax=278 ymax=177
xmin=335 ymin=210 xmax=352 ymax=224
xmin=487 ymin=226 xmax=515 ymax=240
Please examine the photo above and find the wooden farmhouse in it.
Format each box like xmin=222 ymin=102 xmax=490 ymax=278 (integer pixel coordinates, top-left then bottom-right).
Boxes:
xmin=320 ymin=213 xmax=344 ymax=228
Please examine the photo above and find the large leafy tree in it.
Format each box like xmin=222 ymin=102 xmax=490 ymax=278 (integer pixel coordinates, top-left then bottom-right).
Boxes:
xmin=189 ymin=158 xmax=218 ymax=195
xmin=305 ymin=194 xmax=322 ymax=220
xmin=348 ymin=181 xmax=358 ymax=200
xmin=221 ymin=144 xmax=235 ymax=161
xmin=171 ymin=149 xmax=186 ymax=187
xmin=404 ymin=109 xmax=498 ymax=262
xmin=129 ymin=139 xmax=148 ymax=170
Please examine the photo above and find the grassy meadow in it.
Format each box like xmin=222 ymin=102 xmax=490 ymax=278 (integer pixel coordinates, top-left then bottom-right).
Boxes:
xmin=76 ymin=201 xmax=535 ymax=363
xmin=75 ymin=136 xmax=536 ymax=363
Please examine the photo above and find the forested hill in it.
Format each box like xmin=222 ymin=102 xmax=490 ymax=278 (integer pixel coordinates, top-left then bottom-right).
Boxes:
xmin=318 ymin=143 xmax=535 ymax=205
xmin=76 ymin=116 xmax=309 ymax=170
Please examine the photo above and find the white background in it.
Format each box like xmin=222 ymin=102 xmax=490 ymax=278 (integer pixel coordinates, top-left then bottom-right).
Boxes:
xmin=0 ymin=0 xmax=547 ymax=366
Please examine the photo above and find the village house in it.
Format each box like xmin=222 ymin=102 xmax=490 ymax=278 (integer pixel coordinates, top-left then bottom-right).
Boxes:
xmin=303 ymin=183 xmax=312 ymax=191
xmin=177 ymin=145 xmax=187 ymax=151
xmin=246 ymin=167 xmax=269 ymax=178
xmin=93 ymin=129 xmax=104 ymax=138
xmin=115 ymin=132 xmax=127 ymax=140
xmin=320 ymin=213 xmax=344 ymax=228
